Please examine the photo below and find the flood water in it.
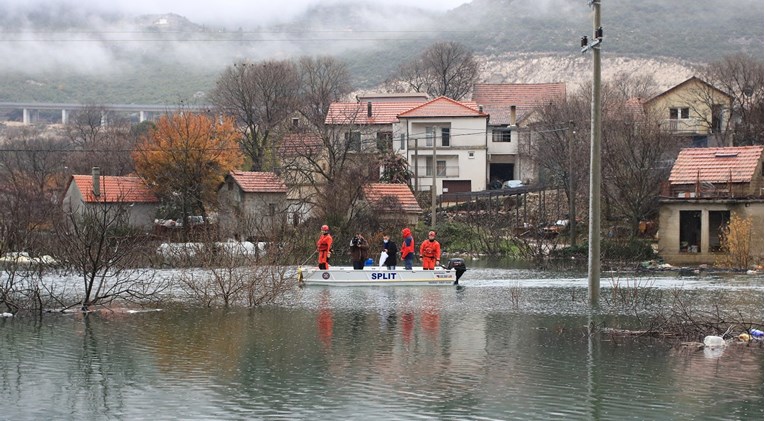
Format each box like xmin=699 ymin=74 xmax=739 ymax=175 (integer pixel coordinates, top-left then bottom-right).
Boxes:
xmin=1 ymin=268 xmax=763 ymax=420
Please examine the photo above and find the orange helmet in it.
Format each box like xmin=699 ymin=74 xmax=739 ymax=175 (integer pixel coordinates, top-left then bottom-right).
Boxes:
xmin=428 ymin=231 xmax=436 ymax=237
xmin=321 ymin=224 xmax=329 ymax=231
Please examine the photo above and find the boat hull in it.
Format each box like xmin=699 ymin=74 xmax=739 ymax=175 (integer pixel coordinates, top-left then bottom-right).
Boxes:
xmin=298 ymin=266 xmax=458 ymax=287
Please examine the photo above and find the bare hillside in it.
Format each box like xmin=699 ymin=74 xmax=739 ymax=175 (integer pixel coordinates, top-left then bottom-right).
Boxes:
xmin=478 ymin=53 xmax=700 ymax=93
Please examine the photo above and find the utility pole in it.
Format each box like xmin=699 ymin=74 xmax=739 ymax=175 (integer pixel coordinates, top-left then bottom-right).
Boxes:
xmin=568 ymin=120 xmax=576 ymax=248
xmin=581 ymin=0 xmax=602 ymax=306
xmin=431 ymin=126 xmax=437 ymax=227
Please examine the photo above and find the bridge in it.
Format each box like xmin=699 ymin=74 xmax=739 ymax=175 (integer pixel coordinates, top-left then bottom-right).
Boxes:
xmin=0 ymin=102 xmax=212 ymax=125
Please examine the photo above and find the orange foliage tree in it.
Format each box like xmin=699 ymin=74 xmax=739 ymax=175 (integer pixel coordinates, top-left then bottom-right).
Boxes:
xmin=133 ymin=112 xmax=243 ymax=224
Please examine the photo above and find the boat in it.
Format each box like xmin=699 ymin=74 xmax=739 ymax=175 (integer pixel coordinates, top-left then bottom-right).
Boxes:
xmin=298 ymin=258 xmax=467 ymax=287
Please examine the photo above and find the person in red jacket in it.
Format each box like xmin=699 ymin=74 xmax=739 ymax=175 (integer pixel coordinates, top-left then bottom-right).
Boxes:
xmin=400 ymin=227 xmax=415 ymax=270
xmin=419 ymin=231 xmax=441 ymax=270
xmin=317 ymin=224 xmax=333 ymax=269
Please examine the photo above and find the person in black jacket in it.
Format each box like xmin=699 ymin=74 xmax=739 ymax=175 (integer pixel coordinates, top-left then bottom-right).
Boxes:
xmin=382 ymin=234 xmax=398 ymax=270
xmin=349 ymin=233 xmax=369 ymax=270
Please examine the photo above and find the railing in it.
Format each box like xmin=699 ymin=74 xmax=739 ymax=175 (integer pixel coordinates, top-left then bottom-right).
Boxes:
xmin=659 ymin=118 xmax=705 ymax=134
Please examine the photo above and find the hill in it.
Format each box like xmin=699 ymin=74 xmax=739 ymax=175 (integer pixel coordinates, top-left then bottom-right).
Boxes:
xmin=0 ymin=0 xmax=760 ymax=104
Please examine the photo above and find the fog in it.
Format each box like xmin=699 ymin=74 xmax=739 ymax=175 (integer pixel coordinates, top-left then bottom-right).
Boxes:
xmin=0 ymin=0 xmax=470 ymax=75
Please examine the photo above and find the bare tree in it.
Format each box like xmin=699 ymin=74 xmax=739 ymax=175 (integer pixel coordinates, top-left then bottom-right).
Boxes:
xmin=63 ymin=105 xmax=137 ymax=176
xmin=210 ymin=59 xmax=301 ymax=170
xmin=297 ymin=56 xmax=352 ymax=130
xmin=388 ymin=41 xmax=480 ymax=100
xmin=54 ymin=199 xmax=165 ymax=312
xmin=701 ymin=53 xmax=764 ymax=146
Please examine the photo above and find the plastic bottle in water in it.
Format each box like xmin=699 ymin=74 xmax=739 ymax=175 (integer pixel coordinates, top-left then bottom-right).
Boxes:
xmin=749 ymin=329 xmax=764 ymax=338
xmin=703 ymin=335 xmax=725 ymax=348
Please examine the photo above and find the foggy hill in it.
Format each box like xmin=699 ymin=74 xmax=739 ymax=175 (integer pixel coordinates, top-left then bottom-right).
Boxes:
xmin=0 ymin=0 xmax=760 ymax=104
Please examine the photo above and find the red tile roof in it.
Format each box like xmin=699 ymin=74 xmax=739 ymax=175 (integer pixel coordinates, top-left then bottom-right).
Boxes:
xmin=472 ymin=83 xmax=566 ymax=125
xmin=668 ymin=146 xmax=763 ymax=185
xmin=397 ymin=96 xmax=484 ymax=118
xmin=279 ymin=132 xmax=324 ymax=157
xmin=363 ymin=183 xmax=422 ymax=214
xmin=325 ymin=102 xmax=427 ymax=125
xmin=229 ymin=171 xmax=287 ymax=193
xmin=70 ymin=175 xmax=158 ymax=203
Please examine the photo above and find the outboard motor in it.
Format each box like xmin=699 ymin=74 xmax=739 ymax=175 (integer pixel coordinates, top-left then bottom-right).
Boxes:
xmin=446 ymin=258 xmax=467 ymax=284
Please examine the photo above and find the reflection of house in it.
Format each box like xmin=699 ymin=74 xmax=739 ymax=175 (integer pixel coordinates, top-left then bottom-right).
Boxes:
xmin=658 ymin=146 xmax=763 ymax=265
xmin=472 ymin=83 xmax=567 ymax=185
xmin=644 ymin=76 xmax=733 ymax=147
xmin=217 ymin=171 xmax=288 ymax=240
xmin=362 ymin=183 xmax=422 ymax=226
xmin=62 ymin=167 xmax=158 ymax=230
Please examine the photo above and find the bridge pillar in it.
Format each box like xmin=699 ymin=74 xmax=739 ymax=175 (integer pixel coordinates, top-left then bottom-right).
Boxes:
xmin=139 ymin=111 xmax=146 ymax=122
xmin=61 ymin=109 xmax=69 ymax=125
xmin=23 ymin=108 xmax=30 ymax=125
xmin=100 ymin=111 xmax=108 ymax=127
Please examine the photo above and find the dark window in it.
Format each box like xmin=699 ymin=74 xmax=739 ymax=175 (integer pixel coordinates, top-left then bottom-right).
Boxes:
xmin=377 ymin=131 xmax=392 ymax=152
xmin=268 ymin=203 xmax=276 ymax=217
xmin=441 ymin=128 xmax=450 ymax=146
xmin=711 ymin=105 xmax=723 ymax=133
xmin=345 ymin=131 xmax=361 ymax=151
xmin=679 ymin=210 xmax=701 ymax=252
xmin=492 ymin=129 xmax=512 ymax=142
xmin=708 ymin=210 xmax=730 ymax=252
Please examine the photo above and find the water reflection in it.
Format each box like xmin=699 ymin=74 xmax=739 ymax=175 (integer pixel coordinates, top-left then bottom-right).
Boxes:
xmin=0 ymin=279 xmax=762 ymax=420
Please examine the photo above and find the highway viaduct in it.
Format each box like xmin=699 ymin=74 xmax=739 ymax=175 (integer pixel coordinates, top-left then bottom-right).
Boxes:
xmin=0 ymin=102 xmax=212 ymax=125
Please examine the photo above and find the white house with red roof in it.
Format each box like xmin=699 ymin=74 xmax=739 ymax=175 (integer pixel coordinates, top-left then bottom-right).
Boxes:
xmin=217 ymin=170 xmax=289 ymax=241
xmin=472 ymin=82 xmax=567 ymax=185
xmin=325 ymin=94 xmax=489 ymax=197
xmin=62 ymin=167 xmax=159 ymax=230
xmin=658 ymin=146 xmax=763 ymax=265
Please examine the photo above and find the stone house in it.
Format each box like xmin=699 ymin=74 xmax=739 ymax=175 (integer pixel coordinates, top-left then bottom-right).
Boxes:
xmin=62 ymin=167 xmax=159 ymax=231
xmin=657 ymin=146 xmax=763 ymax=265
xmin=217 ymin=171 xmax=288 ymax=241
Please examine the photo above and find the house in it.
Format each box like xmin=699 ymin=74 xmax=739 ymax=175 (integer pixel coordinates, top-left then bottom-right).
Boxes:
xmin=657 ymin=146 xmax=763 ymax=265
xmin=325 ymin=94 xmax=488 ymax=197
xmin=396 ymin=96 xmax=488 ymax=196
xmin=62 ymin=167 xmax=158 ymax=230
xmin=643 ymin=76 xmax=733 ymax=147
xmin=217 ymin=171 xmax=288 ymax=240
xmin=361 ymin=183 xmax=422 ymax=226
xmin=472 ymin=82 xmax=567 ymax=185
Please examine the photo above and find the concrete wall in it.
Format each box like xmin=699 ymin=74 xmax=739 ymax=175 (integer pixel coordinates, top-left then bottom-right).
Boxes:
xmin=217 ymin=185 xmax=287 ymax=240
xmin=658 ymin=200 xmax=763 ymax=266
xmin=62 ymin=183 xmax=157 ymax=231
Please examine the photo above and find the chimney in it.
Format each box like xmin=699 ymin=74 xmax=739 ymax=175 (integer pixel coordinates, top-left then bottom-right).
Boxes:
xmin=92 ymin=166 xmax=101 ymax=197
xmin=478 ymin=105 xmax=483 ymax=113
xmin=510 ymin=105 xmax=517 ymax=126
xmin=367 ymin=101 xmax=372 ymax=118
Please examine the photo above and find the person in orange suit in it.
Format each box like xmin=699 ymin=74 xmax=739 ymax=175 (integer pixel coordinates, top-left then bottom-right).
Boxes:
xmin=419 ymin=231 xmax=441 ymax=270
xmin=317 ymin=224 xmax=333 ymax=269
xmin=400 ymin=227 xmax=415 ymax=270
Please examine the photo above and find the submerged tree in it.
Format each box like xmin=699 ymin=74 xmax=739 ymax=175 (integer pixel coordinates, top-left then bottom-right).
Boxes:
xmin=132 ymin=111 xmax=243 ymax=232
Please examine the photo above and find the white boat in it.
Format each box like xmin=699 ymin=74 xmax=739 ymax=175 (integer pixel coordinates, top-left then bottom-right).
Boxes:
xmin=298 ymin=258 xmax=467 ymax=287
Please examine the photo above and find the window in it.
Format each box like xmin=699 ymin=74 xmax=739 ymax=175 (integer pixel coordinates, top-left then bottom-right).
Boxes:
xmin=227 ymin=181 xmax=234 ymax=191
xmin=679 ymin=210 xmax=701 ymax=252
xmin=669 ymin=107 xmax=690 ymax=119
xmin=268 ymin=203 xmax=276 ymax=217
xmin=711 ymin=105 xmax=723 ymax=133
xmin=468 ymin=151 xmax=475 ymax=159
xmin=424 ymin=157 xmax=446 ymax=176
xmin=291 ymin=117 xmax=299 ymax=128
xmin=425 ymin=127 xmax=434 ymax=147
xmin=708 ymin=211 xmax=730 ymax=252
xmin=492 ymin=128 xmax=512 ymax=142
xmin=441 ymin=128 xmax=450 ymax=146
xmin=377 ymin=131 xmax=392 ymax=152
xmin=400 ymin=134 xmax=406 ymax=150
xmin=345 ymin=131 xmax=361 ymax=151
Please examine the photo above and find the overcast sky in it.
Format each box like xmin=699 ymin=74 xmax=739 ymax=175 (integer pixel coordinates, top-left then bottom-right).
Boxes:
xmin=8 ymin=0 xmax=471 ymax=27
